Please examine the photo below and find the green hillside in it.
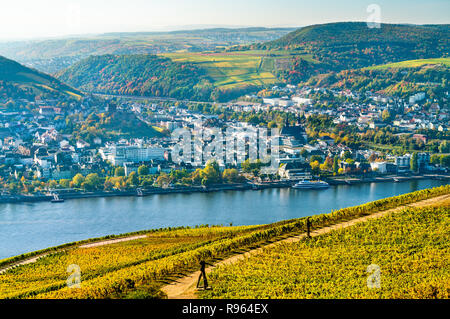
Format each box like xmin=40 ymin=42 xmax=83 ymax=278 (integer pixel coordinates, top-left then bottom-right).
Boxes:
xmin=56 ymin=54 xmax=277 ymax=102
xmin=54 ymin=23 xmax=450 ymax=101
xmin=162 ymin=51 xmax=279 ymax=89
xmin=305 ymin=58 xmax=449 ymax=98
xmin=0 ymin=56 xmax=82 ymax=100
xmin=261 ymin=22 xmax=449 ymax=72
xmin=56 ymin=54 xmax=213 ymax=100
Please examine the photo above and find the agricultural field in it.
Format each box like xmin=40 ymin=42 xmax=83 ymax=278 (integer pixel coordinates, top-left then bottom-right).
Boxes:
xmin=366 ymin=58 xmax=450 ymax=70
xmin=162 ymin=50 xmax=316 ymax=89
xmin=201 ymin=204 xmax=450 ymax=299
xmin=0 ymin=185 xmax=448 ymax=299
xmin=162 ymin=51 xmax=277 ymax=89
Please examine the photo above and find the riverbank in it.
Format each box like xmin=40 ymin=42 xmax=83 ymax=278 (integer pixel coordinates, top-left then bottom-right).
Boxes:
xmin=0 ymin=183 xmax=255 ymax=204
xmin=0 ymin=174 xmax=448 ymax=204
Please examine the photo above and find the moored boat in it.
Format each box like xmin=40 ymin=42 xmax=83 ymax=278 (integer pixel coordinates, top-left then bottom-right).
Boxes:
xmin=292 ymin=180 xmax=330 ymax=189
xmin=50 ymin=194 xmax=64 ymax=203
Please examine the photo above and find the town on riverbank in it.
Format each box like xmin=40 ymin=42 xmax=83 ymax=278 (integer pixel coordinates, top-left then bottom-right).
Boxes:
xmin=1 ymin=79 xmax=449 ymax=203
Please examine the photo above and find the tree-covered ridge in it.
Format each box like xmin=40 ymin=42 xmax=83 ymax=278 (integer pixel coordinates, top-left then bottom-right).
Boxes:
xmin=305 ymin=61 xmax=449 ymax=98
xmin=56 ymin=54 xmax=215 ymax=101
xmin=63 ymin=110 xmax=164 ymax=144
xmin=54 ymin=23 xmax=450 ymax=101
xmin=56 ymin=54 xmax=269 ymax=102
xmin=0 ymin=56 xmax=82 ymax=100
xmin=261 ymin=22 xmax=449 ymax=72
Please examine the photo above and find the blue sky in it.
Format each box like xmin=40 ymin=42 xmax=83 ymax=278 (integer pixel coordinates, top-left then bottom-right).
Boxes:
xmin=0 ymin=0 xmax=449 ymax=39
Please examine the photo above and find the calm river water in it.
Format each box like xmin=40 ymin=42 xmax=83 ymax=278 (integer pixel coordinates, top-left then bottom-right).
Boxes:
xmin=0 ymin=179 xmax=447 ymax=259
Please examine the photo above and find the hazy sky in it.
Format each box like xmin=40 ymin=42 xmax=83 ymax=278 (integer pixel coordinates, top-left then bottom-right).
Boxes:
xmin=0 ymin=0 xmax=449 ymax=40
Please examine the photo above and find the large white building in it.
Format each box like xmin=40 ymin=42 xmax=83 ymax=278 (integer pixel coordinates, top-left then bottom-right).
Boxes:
xmin=395 ymin=155 xmax=411 ymax=171
xmin=263 ymin=98 xmax=293 ymax=107
xmin=409 ymin=92 xmax=426 ymax=105
xmin=100 ymin=145 xmax=165 ymax=166
xmin=370 ymin=162 xmax=387 ymax=174
xmin=292 ymin=96 xmax=313 ymax=106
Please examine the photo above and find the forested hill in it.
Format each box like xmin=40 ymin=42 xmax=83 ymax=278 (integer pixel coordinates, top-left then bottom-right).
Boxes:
xmin=0 ymin=56 xmax=82 ymax=100
xmin=56 ymin=54 xmax=215 ymax=101
xmin=304 ymin=58 xmax=450 ymax=99
xmin=260 ymin=22 xmax=449 ymax=71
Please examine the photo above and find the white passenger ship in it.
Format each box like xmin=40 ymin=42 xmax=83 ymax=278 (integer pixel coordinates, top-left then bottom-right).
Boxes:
xmin=292 ymin=180 xmax=330 ymax=189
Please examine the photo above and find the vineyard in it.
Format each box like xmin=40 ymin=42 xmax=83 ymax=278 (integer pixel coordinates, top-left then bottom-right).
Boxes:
xmin=0 ymin=185 xmax=448 ymax=299
xmin=0 ymin=225 xmax=263 ymax=299
xmin=201 ymin=204 xmax=450 ymax=299
xmin=162 ymin=52 xmax=278 ymax=89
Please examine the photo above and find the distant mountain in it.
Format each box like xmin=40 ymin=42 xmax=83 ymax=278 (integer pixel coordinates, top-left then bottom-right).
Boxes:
xmin=56 ymin=54 xmax=214 ymax=101
xmin=0 ymin=28 xmax=295 ymax=73
xmin=261 ymin=22 xmax=449 ymax=71
xmin=102 ymin=27 xmax=295 ymax=36
xmin=0 ymin=56 xmax=82 ymax=100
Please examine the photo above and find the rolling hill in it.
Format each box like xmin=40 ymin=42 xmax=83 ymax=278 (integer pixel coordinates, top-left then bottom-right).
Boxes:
xmin=56 ymin=54 xmax=272 ymax=102
xmin=0 ymin=56 xmax=82 ymax=100
xmin=162 ymin=51 xmax=279 ymax=89
xmin=304 ymin=58 xmax=449 ymax=98
xmin=0 ymin=28 xmax=294 ymax=73
xmin=56 ymin=54 xmax=214 ymax=101
xmin=260 ymin=22 xmax=449 ymax=72
xmin=54 ymin=22 xmax=450 ymax=102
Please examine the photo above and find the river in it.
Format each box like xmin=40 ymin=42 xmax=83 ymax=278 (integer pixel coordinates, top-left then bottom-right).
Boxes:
xmin=0 ymin=179 xmax=447 ymax=259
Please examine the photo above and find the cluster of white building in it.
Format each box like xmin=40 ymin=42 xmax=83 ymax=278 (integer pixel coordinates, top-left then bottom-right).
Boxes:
xmin=262 ymin=96 xmax=313 ymax=108
xmin=409 ymin=92 xmax=426 ymax=105
xmin=99 ymin=144 xmax=166 ymax=166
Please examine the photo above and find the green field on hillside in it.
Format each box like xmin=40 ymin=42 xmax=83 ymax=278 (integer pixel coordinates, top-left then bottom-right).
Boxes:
xmin=162 ymin=52 xmax=278 ymax=89
xmin=162 ymin=50 xmax=317 ymax=89
xmin=366 ymin=58 xmax=450 ymax=70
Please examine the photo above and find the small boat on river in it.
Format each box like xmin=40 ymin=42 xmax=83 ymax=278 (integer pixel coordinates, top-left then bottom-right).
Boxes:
xmin=292 ymin=180 xmax=330 ymax=190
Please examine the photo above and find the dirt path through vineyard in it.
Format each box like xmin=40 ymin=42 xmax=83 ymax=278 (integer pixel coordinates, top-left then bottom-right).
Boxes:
xmin=161 ymin=194 xmax=450 ymax=299
xmin=0 ymin=235 xmax=147 ymax=275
